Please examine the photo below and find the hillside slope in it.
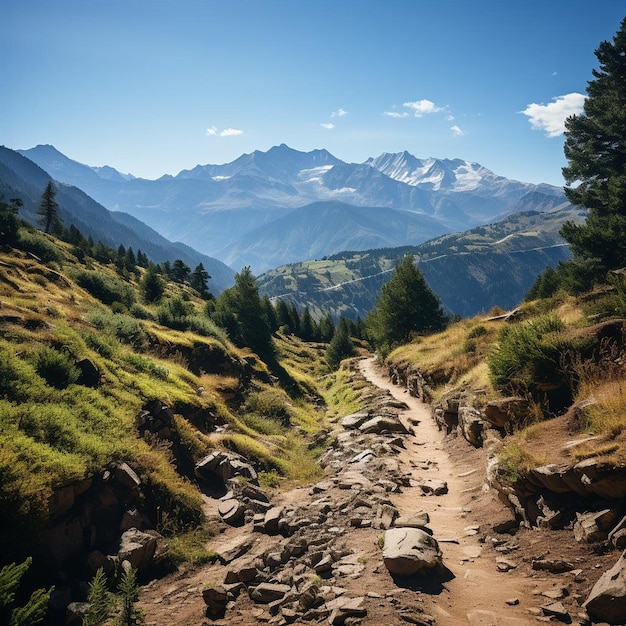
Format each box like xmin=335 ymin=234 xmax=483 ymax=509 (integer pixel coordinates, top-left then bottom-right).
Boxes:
xmin=0 ymin=146 xmax=235 ymax=292
xmin=258 ymin=207 xmax=586 ymax=320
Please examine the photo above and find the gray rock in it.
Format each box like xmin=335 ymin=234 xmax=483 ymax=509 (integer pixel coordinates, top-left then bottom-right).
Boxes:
xmin=340 ymin=412 xmax=371 ymax=430
xmin=394 ymin=511 xmax=430 ymax=528
xmin=117 ymin=528 xmax=157 ymax=569
xmin=382 ymin=528 xmax=442 ymax=576
xmin=214 ymin=534 xmax=254 ymax=564
xmin=417 ymin=478 xmax=448 ymax=496
xmin=359 ymin=415 xmax=409 ymax=435
xmin=532 ymin=559 xmax=574 ymax=574
xmin=218 ymin=498 xmax=246 ymax=524
xmin=202 ymin=584 xmax=228 ymax=617
xmin=574 ymin=509 xmax=617 ymax=543
xmin=249 ymin=582 xmax=292 ymax=604
xmin=583 ymin=550 xmax=626 ymax=624
xmin=328 ymin=595 xmax=367 ymax=624
xmin=263 ymin=506 xmax=285 ymax=534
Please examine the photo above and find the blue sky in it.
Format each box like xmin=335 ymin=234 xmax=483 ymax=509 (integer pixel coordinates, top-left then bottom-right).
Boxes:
xmin=2 ymin=1 xmax=624 ymax=186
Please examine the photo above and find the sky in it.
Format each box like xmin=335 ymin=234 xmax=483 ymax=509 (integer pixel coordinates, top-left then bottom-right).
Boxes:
xmin=2 ymin=1 xmax=624 ymax=186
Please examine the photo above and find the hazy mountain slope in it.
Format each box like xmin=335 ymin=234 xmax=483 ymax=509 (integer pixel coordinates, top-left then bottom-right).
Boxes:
xmin=257 ymin=207 xmax=586 ymax=320
xmin=18 ymin=145 xmax=572 ymax=269
xmin=0 ymin=147 xmax=235 ymax=292
xmin=220 ymin=200 xmax=452 ymax=273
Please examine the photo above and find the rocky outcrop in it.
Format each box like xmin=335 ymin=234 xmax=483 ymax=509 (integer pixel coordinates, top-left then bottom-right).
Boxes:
xmin=195 ymin=450 xmax=259 ymax=486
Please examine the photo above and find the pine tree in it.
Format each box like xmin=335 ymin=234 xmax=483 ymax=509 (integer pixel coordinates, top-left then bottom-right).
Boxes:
xmin=366 ymin=254 xmax=446 ymax=352
xmin=214 ymin=267 xmax=274 ymax=357
xmin=36 ymin=181 xmax=61 ymax=234
xmin=171 ymin=259 xmax=191 ymax=284
xmin=325 ymin=318 xmax=355 ymax=370
xmin=0 ymin=196 xmax=22 ymax=245
xmin=140 ymin=263 xmax=165 ymax=303
xmin=116 ymin=567 xmax=143 ymax=626
xmin=82 ymin=568 xmax=111 ymax=626
xmin=189 ymin=263 xmax=211 ymax=298
xmin=560 ymin=16 xmax=626 ymax=276
xmin=0 ymin=558 xmax=53 ymax=626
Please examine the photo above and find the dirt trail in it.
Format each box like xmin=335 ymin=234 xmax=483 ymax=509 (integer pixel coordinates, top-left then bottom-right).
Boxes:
xmin=139 ymin=357 xmax=567 ymax=625
xmin=359 ymin=357 xmax=537 ymax=625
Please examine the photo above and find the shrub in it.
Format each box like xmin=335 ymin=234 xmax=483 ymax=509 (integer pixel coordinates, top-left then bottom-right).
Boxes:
xmin=244 ymin=390 xmax=292 ymax=426
xmin=72 ymin=269 xmax=135 ymax=307
xmin=488 ymin=314 xmax=593 ymax=410
xmin=28 ymin=346 xmax=80 ymax=389
xmin=130 ymin=303 xmax=155 ymax=321
xmin=88 ymin=310 xmax=148 ymax=351
xmin=157 ymin=296 xmax=194 ymax=330
xmin=84 ymin=332 xmax=118 ymax=359
xmin=18 ymin=229 xmax=63 ymax=263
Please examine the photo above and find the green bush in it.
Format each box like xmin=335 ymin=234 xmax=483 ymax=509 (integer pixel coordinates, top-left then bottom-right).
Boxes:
xmin=489 ymin=315 xmax=565 ymax=392
xmin=157 ymin=296 xmax=194 ymax=331
xmin=244 ymin=390 xmax=292 ymax=426
xmin=488 ymin=314 xmax=590 ymax=399
xmin=130 ymin=303 xmax=156 ymax=321
xmin=18 ymin=229 xmax=63 ymax=263
xmin=125 ymin=354 xmax=169 ymax=380
xmin=88 ymin=310 xmax=148 ymax=351
xmin=84 ymin=332 xmax=118 ymax=359
xmin=72 ymin=269 xmax=135 ymax=307
xmin=0 ymin=347 xmax=42 ymax=402
xmin=28 ymin=346 xmax=80 ymax=389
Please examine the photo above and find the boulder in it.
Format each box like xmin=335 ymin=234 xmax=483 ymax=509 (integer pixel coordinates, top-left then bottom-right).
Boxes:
xmin=359 ymin=415 xmax=409 ymax=435
xmin=483 ymin=397 xmax=529 ymax=429
xmin=213 ymin=534 xmax=254 ymax=564
xmin=340 ymin=412 xmax=371 ymax=430
xmin=583 ymin=550 xmax=626 ymax=624
xmin=417 ymin=478 xmax=448 ymax=496
xmin=195 ymin=450 xmax=258 ymax=485
xmin=249 ymin=582 xmax=292 ymax=604
xmin=117 ymin=528 xmax=157 ymax=569
xmin=202 ymin=584 xmax=228 ymax=617
xmin=382 ymin=528 xmax=442 ymax=576
xmin=574 ymin=509 xmax=617 ymax=543
xmin=263 ymin=506 xmax=285 ymax=534
xmin=218 ymin=498 xmax=246 ymax=524
xmin=328 ymin=596 xmax=367 ymax=624
xmin=458 ymin=406 xmax=486 ymax=447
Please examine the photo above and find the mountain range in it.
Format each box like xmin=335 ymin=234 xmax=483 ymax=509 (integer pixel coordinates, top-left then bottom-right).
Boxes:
xmin=0 ymin=147 xmax=235 ymax=292
xmin=258 ymin=207 xmax=585 ymax=320
xmin=18 ymin=144 xmax=572 ymax=274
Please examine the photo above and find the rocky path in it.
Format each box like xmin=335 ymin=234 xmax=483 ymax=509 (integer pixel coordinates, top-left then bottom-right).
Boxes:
xmin=138 ymin=357 xmax=580 ymax=625
xmin=359 ymin=357 xmax=537 ymax=625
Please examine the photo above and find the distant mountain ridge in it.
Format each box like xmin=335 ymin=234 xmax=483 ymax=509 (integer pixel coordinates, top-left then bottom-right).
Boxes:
xmin=257 ymin=207 xmax=586 ymax=320
xmin=18 ymin=144 xmax=572 ymax=273
xmin=0 ymin=146 xmax=235 ymax=292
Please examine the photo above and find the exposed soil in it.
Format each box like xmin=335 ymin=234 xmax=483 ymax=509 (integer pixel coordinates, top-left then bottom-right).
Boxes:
xmin=138 ymin=358 xmax=617 ymax=625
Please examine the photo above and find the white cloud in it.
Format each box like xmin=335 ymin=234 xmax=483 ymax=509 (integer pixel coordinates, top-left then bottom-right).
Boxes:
xmin=383 ymin=111 xmax=409 ymax=118
xmin=450 ymin=125 xmax=465 ymax=137
xmin=206 ymin=126 xmax=244 ymax=137
xmin=403 ymin=99 xmax=443 ymax=117
xmin=220 ymin=128 xmax=244 ymax=136
xmin=320 ymin=122 xmax=335 ymax=130
xmin=521 ymin=92 xmax=585 ymax=137
xmin=446 ymin=114 xmax=455 ymax=121
xmin=331 ymin=108 xmax=347 ymax=118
